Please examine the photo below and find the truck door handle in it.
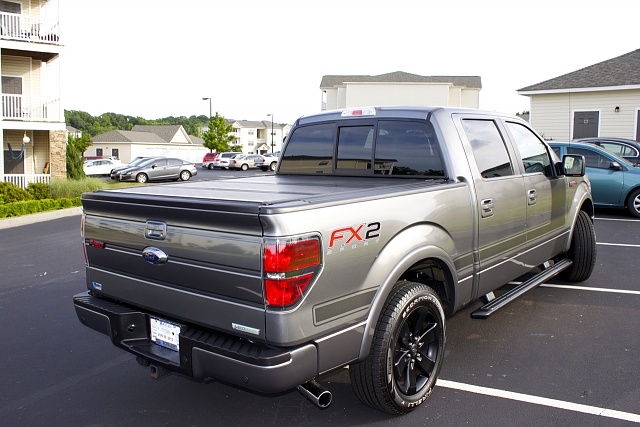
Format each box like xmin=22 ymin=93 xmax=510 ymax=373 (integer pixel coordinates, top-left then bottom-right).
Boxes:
xmin=527 ymin=189 xmax=537 ymax=205
xmin=481 ymin=198 xmax=494 ymax=218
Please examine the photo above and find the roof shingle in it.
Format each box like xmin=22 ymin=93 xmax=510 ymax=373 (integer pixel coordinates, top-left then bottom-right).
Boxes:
xmin=518 ymin=48 xmax=640 ymax=92
xmin=320 ymin=71 xmax=482 ymax=89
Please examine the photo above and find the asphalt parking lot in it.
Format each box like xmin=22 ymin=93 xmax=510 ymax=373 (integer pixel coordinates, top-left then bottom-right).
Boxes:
xmin=0 ymin=185 xmax=638 ymax=425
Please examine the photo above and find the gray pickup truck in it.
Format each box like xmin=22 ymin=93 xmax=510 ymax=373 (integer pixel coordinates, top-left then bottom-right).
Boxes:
xmin=73 ymin=106 xmax=596 ymax=414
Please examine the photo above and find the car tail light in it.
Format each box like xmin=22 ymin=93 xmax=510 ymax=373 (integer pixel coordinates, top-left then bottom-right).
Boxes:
xmin=264 ymin=237 xmax=321 ymax=308
xmin=81 ymin=214 xmax=88 ymax=266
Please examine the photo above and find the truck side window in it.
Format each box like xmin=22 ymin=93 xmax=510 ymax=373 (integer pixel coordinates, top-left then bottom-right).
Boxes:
xmin=374 ymin=121 xmax=444 ymax=176
xmin=506 ymin=122 xmax=552 ymax=176
xmin=279 ymin=123 xmax=334 ymax=174
xmin=461 ymin=119 xmax=514 ymax=178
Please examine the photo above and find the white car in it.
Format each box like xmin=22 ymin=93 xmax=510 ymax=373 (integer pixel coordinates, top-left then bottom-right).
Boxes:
xmin=83 ymin=158 xmax=122 ymax=176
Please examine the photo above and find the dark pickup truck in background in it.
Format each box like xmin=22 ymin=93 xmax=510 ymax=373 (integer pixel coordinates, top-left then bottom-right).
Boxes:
xmin=74 ymin=106 xmax=595 ymax=414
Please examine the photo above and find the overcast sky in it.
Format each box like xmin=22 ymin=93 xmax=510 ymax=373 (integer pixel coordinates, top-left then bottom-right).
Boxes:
xmin=61 ymin=0 xmax=639 ymax=124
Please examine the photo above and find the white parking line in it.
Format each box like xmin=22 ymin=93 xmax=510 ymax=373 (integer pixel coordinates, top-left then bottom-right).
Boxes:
xmin=595 ymin=217 xmax=640 ymax=222
xmin=597 ymin=242 xmax=640 ymax=248
xmin=437 ymin=379 xmax=640 ymax=423
xmin=540 ymin=284 xmax=640 ymax=295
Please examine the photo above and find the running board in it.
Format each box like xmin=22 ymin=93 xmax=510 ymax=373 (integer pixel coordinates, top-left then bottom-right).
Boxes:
xmin=471 ymin=259 xmax=573 ymax=319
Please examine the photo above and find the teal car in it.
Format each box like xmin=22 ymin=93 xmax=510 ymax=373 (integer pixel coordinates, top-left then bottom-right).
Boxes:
xmin=549 ymin=141 xmax=640 ymax=217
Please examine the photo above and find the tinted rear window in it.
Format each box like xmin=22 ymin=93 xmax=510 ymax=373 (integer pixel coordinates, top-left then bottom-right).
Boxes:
xmin=279 ymin=120 xmax=444 ymax=177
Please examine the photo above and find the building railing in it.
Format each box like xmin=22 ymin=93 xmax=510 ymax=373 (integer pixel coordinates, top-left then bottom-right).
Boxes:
xmin=0 ymin=12 xmax=59 ymax=44
xmin=2 ymin=95 xmax=61 ymax=122
xmin=3 ymin=174 xmax=51 ymax=189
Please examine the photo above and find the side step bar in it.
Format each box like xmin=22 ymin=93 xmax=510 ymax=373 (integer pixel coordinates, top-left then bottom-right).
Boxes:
xmin=471 ymin=259 xmax=573 ymax=319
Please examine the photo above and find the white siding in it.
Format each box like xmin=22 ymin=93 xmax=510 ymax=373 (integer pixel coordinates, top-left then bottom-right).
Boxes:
xmin=529 ymin=89 xmax=640 ymax=140
xmin=461 ymin=89 xmax=480 ymax=109
xmin=1 ymin=55 xmax=43 ymax=96
xmin=530 ymin=94 xmax=571 ymax=140
xmin=345 ymin=83 xmax=451 ymax=108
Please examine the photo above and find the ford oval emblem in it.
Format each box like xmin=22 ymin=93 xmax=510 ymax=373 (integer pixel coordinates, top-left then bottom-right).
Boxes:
xmin=142 ymin=247 xmax=168 ymax=265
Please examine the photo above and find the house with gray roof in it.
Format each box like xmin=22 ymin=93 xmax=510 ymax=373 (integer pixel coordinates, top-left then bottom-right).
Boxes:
xmin=88 ymin=124 xmax=207 ymax=164
xmin=320 ymin=72 xmax=482 ymax=111
xmin=517 ymin=48 xmax=640 ymax=141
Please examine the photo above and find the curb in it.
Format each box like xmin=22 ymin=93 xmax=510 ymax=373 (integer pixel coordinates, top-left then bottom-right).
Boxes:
xmin=0 ymin=207 xmax=83 ymax=230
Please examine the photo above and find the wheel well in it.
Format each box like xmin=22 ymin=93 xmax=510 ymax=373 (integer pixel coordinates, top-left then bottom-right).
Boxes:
xmin=398 ymin=258 xmax=454 ymax=316
xmin=624 ymin=186 xmax=640 ymax=207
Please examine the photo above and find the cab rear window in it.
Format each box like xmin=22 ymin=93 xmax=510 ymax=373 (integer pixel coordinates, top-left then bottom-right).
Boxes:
xmin=279 ymin=120 xmax=445 ymax=177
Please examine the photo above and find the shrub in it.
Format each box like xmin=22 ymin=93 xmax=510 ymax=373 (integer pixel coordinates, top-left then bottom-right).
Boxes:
xmin=50 ymin=177 xmax=109 ymax=199
xmin=0 ymin=197 xmax=82 ymax=218
xmin=0 ymin=182 xmax=32 ymax=204
xmin=27 ymin=182 xmax=53 ymax=200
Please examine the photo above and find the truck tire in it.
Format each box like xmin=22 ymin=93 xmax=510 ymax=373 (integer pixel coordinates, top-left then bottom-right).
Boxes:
xmin=349 ymin=281 xmax=445 ymax=414
xmin=627 ymin=188 xmax=640 ymax=218
xmin=560 ymin=210 xmax=596 ymax=282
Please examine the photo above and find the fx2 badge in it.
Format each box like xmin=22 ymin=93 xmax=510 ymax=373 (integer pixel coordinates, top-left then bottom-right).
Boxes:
xmin=327 ymin=222 xmax=381 ymax=254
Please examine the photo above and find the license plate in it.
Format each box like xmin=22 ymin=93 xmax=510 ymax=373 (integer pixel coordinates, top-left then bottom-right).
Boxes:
xmin=150 ymin=317 xmax=181 ymax=352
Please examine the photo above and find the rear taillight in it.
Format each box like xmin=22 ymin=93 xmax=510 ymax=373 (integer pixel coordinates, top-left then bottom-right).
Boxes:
xmin=264 ymin=237 xmax=321 ymax=308
xmin=81 ymin=213 xmax=88 ymax=266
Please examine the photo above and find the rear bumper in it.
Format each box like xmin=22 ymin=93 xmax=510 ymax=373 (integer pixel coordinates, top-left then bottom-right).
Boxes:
xmin=73 ymin=291 xmax=318 ymax=393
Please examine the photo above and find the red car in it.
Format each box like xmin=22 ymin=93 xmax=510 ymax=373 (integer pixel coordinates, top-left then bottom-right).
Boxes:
xmin=202 ymin=152 xmax=217 ymax=163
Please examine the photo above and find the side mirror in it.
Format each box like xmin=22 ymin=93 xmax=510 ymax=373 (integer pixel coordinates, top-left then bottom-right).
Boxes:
xmin=560 ymin=154 xmax=585 ymax=177
xmin=609 ymin=162 xmax=622 ymax=171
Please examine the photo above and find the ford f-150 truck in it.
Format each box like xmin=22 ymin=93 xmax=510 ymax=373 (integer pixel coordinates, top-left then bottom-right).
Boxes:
xmin=73 ymin=106 xmax=596 ymax=414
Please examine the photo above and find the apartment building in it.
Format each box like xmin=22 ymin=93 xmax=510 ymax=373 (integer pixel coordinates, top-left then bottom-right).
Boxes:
xmin=229 ymin=119 xmax=290 ymax=154
xmin=1 ymin=0 xmax=63 ymax=189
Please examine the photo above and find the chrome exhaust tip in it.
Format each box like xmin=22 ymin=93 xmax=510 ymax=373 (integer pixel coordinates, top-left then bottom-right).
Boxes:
xmin=297 ymin=380 xmax=332 ymax=409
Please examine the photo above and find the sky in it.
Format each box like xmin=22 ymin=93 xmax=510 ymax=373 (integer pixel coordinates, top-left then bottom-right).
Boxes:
xmin=60 ymin=0 xmax=640 ymax=125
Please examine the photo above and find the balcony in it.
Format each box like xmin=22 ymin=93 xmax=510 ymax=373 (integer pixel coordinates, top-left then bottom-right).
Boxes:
xmin=0 ymin=12 xmax=59 ymax=45
xmin=2 ymin=95 xmax=61 ymax=122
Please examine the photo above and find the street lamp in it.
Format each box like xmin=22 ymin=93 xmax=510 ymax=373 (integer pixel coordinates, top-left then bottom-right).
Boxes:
xmin=267 ymin=113 xmax=274 ymax=153
xmin=202 ymin=97 xmax=212 ymax=120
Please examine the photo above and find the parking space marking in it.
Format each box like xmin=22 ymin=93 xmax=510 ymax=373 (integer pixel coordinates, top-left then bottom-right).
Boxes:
xmin=437 ymin=379 xmax=640 ymax=423
xmin=597 ymin=242 xmax=640 ymax=248
xmin=595 ymin=217 xmax=640 ymax=222
xmin=540 ymin=284 xmax=640 ymax=295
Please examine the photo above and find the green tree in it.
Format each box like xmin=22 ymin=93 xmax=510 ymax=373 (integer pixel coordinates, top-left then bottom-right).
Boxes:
xmin=202 ymin=112 xmax=236 ymax=153
xmin=66 ymin=133 xmax=93 ymax=179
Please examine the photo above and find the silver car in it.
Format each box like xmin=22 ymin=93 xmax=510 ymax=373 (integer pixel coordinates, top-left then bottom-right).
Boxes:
xmin=230 ymin=154 xmax=264 ymax=171
xmin=254 ymin=152 xmax=280 ymax=171
xmin=118 ymin=157 xmax=197 ymax=183
xmin=212 ymin=152 xmax=241 ymax=169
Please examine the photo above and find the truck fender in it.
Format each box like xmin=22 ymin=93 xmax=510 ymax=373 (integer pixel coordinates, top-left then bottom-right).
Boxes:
xmin=563 ymin=181 xmax=594 ymax=252
xmin=356 ymin=223 xmax=461 ymax=361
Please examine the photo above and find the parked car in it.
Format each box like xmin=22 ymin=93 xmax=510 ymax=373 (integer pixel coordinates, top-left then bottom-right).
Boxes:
xmin=230 ymin=154 xmax=264 ymax=171
xmin=576 ymin=137 xmax=640 ymax=165
xmin=118 ymin=157 xmax=197 ymax=183
xmin=212 ymin=152 xmax=241 ymax=169
xmin=110 ymin=157 xmax=150 ymax=180
xmin=549 ymin=141 xmax=640 ymax=217
xmin=83 ymin=158 xmax=122 ymax=176
xmin=202 ymin=152 xmax=217 ymax=164
xmin=83 ymin=155 xmax=103 ymax=162
xmin=202 ymin=152 xmax=219 ymax=170
xmin=255 ymin=151 xmax=280 ymax=171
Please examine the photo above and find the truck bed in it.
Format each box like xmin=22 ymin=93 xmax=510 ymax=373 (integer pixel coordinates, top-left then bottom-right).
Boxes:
xmin=81 ymin=174 xmax=450 ymax=341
